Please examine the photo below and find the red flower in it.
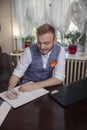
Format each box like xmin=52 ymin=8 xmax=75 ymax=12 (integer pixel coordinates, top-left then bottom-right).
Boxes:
xmin=50 ymin=60 xmax=57 ymax=68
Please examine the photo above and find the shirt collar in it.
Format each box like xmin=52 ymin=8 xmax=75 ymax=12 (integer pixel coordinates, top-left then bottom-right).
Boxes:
xmin=42 ymin=50 xmax=52 ymax=57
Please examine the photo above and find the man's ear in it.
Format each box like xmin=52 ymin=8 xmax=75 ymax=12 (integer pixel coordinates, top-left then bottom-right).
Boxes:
xmin=54 ymin=37 xmax=57 ymax=45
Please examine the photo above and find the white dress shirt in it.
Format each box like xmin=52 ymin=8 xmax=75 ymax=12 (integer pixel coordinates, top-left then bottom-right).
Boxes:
xmin=13 ymin=46 xmax=65 ymax=81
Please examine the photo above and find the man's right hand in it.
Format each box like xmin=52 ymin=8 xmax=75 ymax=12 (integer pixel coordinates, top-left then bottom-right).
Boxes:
xmin=6 ymin=87 xmax=19 ymax=99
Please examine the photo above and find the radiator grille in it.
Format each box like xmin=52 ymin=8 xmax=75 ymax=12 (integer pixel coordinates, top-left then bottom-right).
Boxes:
xmin=64 ymin=59 xmax=87 ymax=85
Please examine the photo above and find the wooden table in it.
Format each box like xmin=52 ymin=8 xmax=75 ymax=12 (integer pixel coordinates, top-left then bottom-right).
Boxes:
xmin=1 ymin=86 xmax=87 ymax=130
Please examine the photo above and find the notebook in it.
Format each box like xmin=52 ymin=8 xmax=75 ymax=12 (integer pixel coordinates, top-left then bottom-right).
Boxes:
xmin=0 ymin=99 xmax=11 ymax=127
xmin=50 ymin=78 xmax=87 ymax=107
xmin=0 ymin=87 xmax=49 ymax=108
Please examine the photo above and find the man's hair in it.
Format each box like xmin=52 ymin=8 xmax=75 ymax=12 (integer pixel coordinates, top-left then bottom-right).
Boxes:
xmin=37 ymin=23 xmax=55 ymax=36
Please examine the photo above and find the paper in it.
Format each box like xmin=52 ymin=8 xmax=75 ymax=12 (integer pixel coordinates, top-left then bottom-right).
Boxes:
xmin=0 ymin=87 xmax=49 ymax=108
xmin=0 ymin=99 xmax=11 ymax=126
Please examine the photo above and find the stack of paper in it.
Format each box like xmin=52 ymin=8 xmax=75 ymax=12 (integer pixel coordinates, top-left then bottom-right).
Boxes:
xmin=0 ymin=100 xmax=11 ymax=127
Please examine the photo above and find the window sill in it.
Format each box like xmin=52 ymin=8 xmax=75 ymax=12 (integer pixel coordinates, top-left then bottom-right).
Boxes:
xmin=65 ymin=51 xmax=87 ymax=60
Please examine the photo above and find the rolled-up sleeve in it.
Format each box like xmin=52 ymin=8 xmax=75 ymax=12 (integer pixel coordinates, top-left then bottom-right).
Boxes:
xmin=13 ymin=47 xmax=32 ymax=78
xmin=52 ymin=47 xmax=65 ymax=81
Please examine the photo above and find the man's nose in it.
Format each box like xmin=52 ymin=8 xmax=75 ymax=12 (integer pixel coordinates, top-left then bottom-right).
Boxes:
xmin=40 ymin=43 xmax=45 ymax=49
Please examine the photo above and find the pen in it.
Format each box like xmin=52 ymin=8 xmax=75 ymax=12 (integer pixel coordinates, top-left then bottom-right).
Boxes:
xmin=8 ymin=87 xmax=17 ymax=96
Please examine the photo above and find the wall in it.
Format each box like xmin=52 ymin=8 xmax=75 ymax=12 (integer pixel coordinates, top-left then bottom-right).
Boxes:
xmin=0 ymin=0 xmax=13 ymax=53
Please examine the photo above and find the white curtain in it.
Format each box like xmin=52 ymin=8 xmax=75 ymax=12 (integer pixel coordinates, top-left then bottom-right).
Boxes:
xmin=14 ymin=0 xmax=29 ymax=37
xmin=13 ymin=0 xmax=87 ymax=37
xmin=63 ymin=0 xmax=87 ymax=34
xmin=49 ymin=0 xmax=70 ymax=34
xmin=23 ymin=0 xmax=46 ymax=37
xmin=13 ymin=0 xmax=71 ymax=36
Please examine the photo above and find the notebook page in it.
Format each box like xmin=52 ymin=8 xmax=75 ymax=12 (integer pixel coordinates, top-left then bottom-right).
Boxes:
xmin=0 ymin=87 xmax=49 ymax=108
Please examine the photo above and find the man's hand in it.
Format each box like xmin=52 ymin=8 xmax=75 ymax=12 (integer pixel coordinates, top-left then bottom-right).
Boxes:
xmin=6 ymin=87 xmax=19 ymax=99
xmin=18 ymin=82 xmax=38 ymax=92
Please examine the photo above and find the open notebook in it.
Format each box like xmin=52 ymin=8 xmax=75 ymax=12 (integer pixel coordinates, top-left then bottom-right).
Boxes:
xmin=50 ymin=78 xmax=87 ymax=107
xmin=0 ymin=87 xmax=49 ymax=108
xmin=0 ymin=99 xmax=11 ymax=127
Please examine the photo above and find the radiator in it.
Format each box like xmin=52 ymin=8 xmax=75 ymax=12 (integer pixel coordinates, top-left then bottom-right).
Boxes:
xmin=64 ymin=59 xmax=87 ymax=85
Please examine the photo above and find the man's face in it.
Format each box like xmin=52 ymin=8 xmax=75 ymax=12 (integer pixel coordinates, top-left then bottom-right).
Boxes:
xmin=37 ymin=32 xmax=57 ymax=55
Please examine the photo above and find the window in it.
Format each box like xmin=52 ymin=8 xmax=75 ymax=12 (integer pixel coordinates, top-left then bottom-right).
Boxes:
xmin=57 ymin=21 xmax=80 ymax=51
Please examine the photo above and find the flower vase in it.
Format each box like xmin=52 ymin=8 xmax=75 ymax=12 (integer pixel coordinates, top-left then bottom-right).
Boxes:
xmin=24 ymin=42 xmax=31 ymax=48
xmin=68 ymin=45 xmax=77 ymax=54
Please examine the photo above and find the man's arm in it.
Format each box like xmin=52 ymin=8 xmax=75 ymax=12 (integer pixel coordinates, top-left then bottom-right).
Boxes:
xmin=6 ymin=48 xmax=32 ymax=99
xmin=18 ymin=77 xmax=62 ymax=92
xmin=8 ymin=75 xmax=20 ymax=88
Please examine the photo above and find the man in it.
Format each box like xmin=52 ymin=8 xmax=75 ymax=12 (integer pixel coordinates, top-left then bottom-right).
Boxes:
xmin=7 ymin=23 xmax=65 ymax=99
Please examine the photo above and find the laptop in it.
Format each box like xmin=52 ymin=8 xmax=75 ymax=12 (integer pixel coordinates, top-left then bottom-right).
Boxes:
xmin=50 ymin=78 xmax=87 ymax=107
xmin=0 ymin=99 xmax=11 ymax=127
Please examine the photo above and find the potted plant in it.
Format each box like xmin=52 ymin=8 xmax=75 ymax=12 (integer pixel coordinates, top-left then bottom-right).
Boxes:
xmin=22 ymin=35 xmax=36 ymax=48
xmin=64 ymin=31 xmax=86 ymax=54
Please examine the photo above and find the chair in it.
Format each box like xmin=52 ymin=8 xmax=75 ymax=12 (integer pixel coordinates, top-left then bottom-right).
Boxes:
xmin=0 ymin=46 xmax=16 ymax=91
